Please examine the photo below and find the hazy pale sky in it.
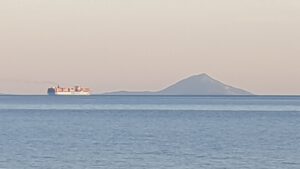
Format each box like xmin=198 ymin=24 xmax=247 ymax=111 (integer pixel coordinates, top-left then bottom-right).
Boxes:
xmin=0 ymin=0 xmax=300 ymax=94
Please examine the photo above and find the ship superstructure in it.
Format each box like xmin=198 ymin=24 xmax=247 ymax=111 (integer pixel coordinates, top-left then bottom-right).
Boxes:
xmin=47 ymin=86 xmax=91 ymax=95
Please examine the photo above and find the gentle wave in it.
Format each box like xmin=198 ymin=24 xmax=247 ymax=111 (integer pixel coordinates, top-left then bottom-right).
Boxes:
xmin=1 ymin=104 xmax=300 ymax=111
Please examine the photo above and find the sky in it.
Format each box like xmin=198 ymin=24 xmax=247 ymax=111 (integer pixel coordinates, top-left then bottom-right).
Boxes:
xmin=0 ymin=0 xmax=300 ymax=95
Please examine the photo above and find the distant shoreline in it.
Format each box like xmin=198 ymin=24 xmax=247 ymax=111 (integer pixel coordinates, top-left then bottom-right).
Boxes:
xmin=1 ymin=94 xmax=300 ymax=97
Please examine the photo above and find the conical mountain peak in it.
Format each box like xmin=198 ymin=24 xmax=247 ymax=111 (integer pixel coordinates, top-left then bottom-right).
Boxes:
xmin=189 ymin=73 xmax=213 ymax=79
xmin=158 ymin=74 xmax=252 ymax=95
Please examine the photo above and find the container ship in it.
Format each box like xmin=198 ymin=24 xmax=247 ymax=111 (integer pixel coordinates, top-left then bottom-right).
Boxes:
xmin=47 ymin=86 xmax=91 ymax=96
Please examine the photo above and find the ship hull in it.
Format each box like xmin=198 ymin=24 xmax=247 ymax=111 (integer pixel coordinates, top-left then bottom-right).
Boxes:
xmin=47 ymin=86 xmax=91 ymax=96
xmin=48 ymin=92 xmax=90 ymax=96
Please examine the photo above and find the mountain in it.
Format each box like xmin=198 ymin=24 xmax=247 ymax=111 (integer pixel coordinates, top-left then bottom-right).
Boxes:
xmin=103 ymin=74 xmax=253 ymax=95
xmin=104 ymin=91 xmax=155 ymax=95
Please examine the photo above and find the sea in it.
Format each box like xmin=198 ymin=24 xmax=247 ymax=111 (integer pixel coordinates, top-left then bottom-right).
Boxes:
xmin=0 ymin=95 xmax=300 ymax=169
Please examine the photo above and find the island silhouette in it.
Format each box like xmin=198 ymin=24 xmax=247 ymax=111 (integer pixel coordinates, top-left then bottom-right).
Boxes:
xmin=104 ymin=73 xmax=252 ymax=95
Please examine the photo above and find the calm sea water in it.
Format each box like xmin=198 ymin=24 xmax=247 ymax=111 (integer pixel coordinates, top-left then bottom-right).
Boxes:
xmin=1 ymin=95 xmax=300 ymax=169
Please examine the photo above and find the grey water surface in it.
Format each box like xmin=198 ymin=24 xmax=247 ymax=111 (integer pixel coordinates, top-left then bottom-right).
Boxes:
xmin=0 ymin=95 xmax=300 ymax=169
